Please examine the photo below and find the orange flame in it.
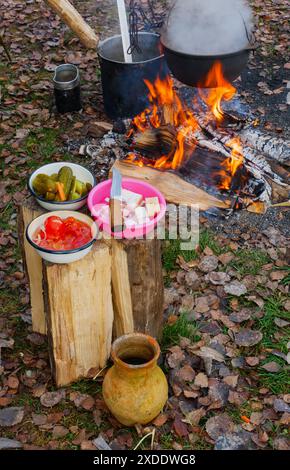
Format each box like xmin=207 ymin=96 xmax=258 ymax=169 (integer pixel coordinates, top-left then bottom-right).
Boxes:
xmin=126 ymin=62 xmax=244 ymax=192
xmin=218 ymin=137 xmax=244 ymax=190
xmin=198 ymin=62 xmax=236 ymax=122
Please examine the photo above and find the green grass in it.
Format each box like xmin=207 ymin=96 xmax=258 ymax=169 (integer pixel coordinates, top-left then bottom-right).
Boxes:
xmin=280 ymin=266 xmax=290 ymax=286
xmin=70 ymin=379 xmax=101 ymax=396
xmin=249 ymin=294 xmax=290 ymax=394
xmin=24 ymin=128 xmax=60 ymax=160
xmin=255 ymin=295 xmax=290 ymax=353
xmin=62 ymin=409 xmax=100 ymax=434
xmin=162 ymin=228 xmax=224 ymax=273
xmin=13 ymin=393 xmax=43 ymax=413
xmin=161 ymin=313 xmax=201 ymax=350
xmin=227 ymin=403 xmax=253 ymax=424
xmin=229 ymin=248 xmax=270 ymax=276
xmin=0 ymin=289 xmax=24 ymax=315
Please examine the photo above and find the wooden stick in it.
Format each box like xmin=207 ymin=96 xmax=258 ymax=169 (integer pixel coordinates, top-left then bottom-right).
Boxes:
xmin=45 ymin=0 xmax=99 ymax=49
xmin=117 ymin=0 xmax=132 ymax=63
xmin=0 ymin=35 xmax=12 ymax=62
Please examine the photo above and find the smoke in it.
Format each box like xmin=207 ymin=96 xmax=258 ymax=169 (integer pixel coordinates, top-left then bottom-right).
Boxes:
xmin=161 ymin=0 xmax=254 ymax=55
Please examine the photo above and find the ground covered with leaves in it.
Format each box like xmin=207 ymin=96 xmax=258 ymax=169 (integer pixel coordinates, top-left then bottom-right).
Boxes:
xmin=0 ymin=0 xmax=289 ymax=451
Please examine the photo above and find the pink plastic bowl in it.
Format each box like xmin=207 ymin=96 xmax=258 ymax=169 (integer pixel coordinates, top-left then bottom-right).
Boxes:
xmin=87 ymin=177 xmax=166 ymax=239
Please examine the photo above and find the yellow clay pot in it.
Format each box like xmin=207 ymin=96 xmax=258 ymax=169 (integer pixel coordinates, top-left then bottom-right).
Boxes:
xmin=102 ymin=333 xmax=168 ymax=426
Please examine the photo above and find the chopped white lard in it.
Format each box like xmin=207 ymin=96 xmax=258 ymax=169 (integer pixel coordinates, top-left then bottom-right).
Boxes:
xmin=145 ymin=197 xmax=161 ymax=218
xmin=135 ymin=206 xmax=148 ymax=225
xmin=121 ymin=189 xmax=143 ymax=210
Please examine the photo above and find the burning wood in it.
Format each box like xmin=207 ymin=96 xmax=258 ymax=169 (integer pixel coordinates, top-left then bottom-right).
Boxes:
xmin=123 ymin=62 xmax=289 ymax=210
xmin=134 ymin=125 xmax=177 ymax=158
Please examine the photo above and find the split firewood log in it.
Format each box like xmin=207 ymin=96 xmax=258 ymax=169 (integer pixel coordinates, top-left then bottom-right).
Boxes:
xmin=45 ymin=0 xmax=99 ymax=49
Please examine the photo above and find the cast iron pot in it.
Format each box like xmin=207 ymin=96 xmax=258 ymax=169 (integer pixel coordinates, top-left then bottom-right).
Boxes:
xmin=161 ymin=41 xmax=251 ymax=87
xmin=98 ymin=32 xmax=168 ymax=120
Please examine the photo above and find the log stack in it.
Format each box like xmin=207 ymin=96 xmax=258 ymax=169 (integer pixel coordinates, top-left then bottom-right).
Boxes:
xmin=18 ymin=197 xmax=164 ymax=386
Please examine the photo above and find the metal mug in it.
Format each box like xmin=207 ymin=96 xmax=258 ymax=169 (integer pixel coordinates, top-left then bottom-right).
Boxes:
xmin=53 ymin=64 xmax=82 ymax=113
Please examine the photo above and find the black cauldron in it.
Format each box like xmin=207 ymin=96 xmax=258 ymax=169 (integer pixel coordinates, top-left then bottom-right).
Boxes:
xmin=161 ymin=41 xmax=252 ymax=88
xmin=98 ymin=32 xmax=168 ymax=120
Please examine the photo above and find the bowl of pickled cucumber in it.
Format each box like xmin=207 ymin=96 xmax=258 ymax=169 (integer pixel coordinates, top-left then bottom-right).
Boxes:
xmin=28 ymin=162 xmax=96 ymax=211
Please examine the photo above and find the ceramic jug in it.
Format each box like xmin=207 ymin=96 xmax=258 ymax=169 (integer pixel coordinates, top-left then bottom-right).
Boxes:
xmin=102 ymin=333 xmax=168 ymax=426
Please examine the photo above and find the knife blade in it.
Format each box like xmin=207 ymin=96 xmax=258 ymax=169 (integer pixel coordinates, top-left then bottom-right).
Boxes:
xmin=110 ymin=168 xmax=123 ymax=233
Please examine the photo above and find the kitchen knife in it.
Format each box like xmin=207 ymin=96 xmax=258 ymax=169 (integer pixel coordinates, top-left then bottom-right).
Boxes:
xmin=110 ymin=168 xmax=123 ymax=233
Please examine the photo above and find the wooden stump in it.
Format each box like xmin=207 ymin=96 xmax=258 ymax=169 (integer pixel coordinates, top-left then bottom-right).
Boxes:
xmin=18 ymin=196 xmax=165 ymax=385
xmin=43 ymin=242 xmax=113 ymax=387
xmin=111 ymin=239 xmax=164 ymax=340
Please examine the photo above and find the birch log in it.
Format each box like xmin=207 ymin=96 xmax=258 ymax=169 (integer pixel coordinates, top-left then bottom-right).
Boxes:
xmin=240 ymin=128 xmax=290 ymax=167
xmin=45 ymin=0 xmax=99 ymax=49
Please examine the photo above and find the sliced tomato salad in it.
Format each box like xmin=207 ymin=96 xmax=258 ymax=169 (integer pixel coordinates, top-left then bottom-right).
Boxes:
xmin=33 ymin=216 xmax=92 ymax=251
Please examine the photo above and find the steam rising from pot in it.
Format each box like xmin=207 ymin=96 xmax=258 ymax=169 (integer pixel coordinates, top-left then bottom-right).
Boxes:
xmin=162 ymin=0 xmax=254 ymax=56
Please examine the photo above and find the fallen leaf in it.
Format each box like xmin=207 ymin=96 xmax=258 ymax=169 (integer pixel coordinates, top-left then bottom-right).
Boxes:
xmin=261 ymin=361 xmax=281 ymax=373
xmin=245 ymin=357 xmax=260 ymax=367
xmin=93 ymin=435 xmax=112 ymax=451
xmin=178 ymin=364 xmax=195 ymax=382
xmin=205 ymin=271 xmax=231 ymax=285
xmin=173 ymin=417 xmax=188 ymax=437
xmin=193 ymin=346 xmax=225 ymax=363
xmin=199 ymin=256 xmax=219 ymax=273
xmin=224 ymin=281 xmax=247 ymax=297
xmin=167 ymin=346 xmax=185 ymax=369
xmin=229 ymin=308 xmax=253 ymax=323
xmin=235 ymin=329 xmax=263 ymax=347
xmin=0 ymin=407 xmax=24 ymax=427
xmin=152 ymin=413 xmax=168 ymax=427
xmin=215 ymin=430 xmax=252 ymax=450
xmin=273 ymin=399 xmax=290 ymax=413
xmin=52 ymin=425 xmax=69 ymax=438
xmin=195 ymin=297 xmax=210 ymax=313
xmin=7 ymin=376 xmax=19 ymax=389
xmin=183 ymin=408 xmax=206 ymax=426
xmin=223 ymin=375 xmax=239 ymax=388
xmin=194 ymin=372 xmax=209 ymax=388
xmin=40 ymin=390 xmax=65 ymax=408
xmin=0 ymin=438 xmax=22 ymax=450
xmin=205 ymin=414 xmax=235 ymax=440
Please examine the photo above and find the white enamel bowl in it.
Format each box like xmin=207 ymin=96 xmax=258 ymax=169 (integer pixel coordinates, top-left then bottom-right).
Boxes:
xmin=28 ymin=162 xmax=96 ymax=211
xmin=26 ymin=211 xmax=98 ymax=264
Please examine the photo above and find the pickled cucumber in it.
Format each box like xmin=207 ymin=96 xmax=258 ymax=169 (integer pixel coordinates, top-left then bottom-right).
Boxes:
xmin=45 ymin=192 xmax=56 ymax=201
xmin=68 ymin=176 xmax=77 ymax=200
xmin=71 ymin=192 xmax=81 ymax=200
xmin=58 ymin=166 xmax=73 ymax=199
xmin=33 ymin=174 xmax=57 ymax=195
xmin=75 ymin=180 xmax=86 ymax=195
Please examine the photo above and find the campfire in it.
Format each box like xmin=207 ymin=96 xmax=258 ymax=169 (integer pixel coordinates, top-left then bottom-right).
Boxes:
xmin=83 ymin=61 xmax=289 ymax=214
xmin=126 ymin=63 xmax=246 ymax=192
xmin=103 ymin=61 xmax=288 ymax=214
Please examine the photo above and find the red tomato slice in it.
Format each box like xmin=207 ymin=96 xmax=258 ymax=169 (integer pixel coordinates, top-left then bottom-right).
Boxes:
xmin=44 ymin=216 xmax=65 ymax=239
